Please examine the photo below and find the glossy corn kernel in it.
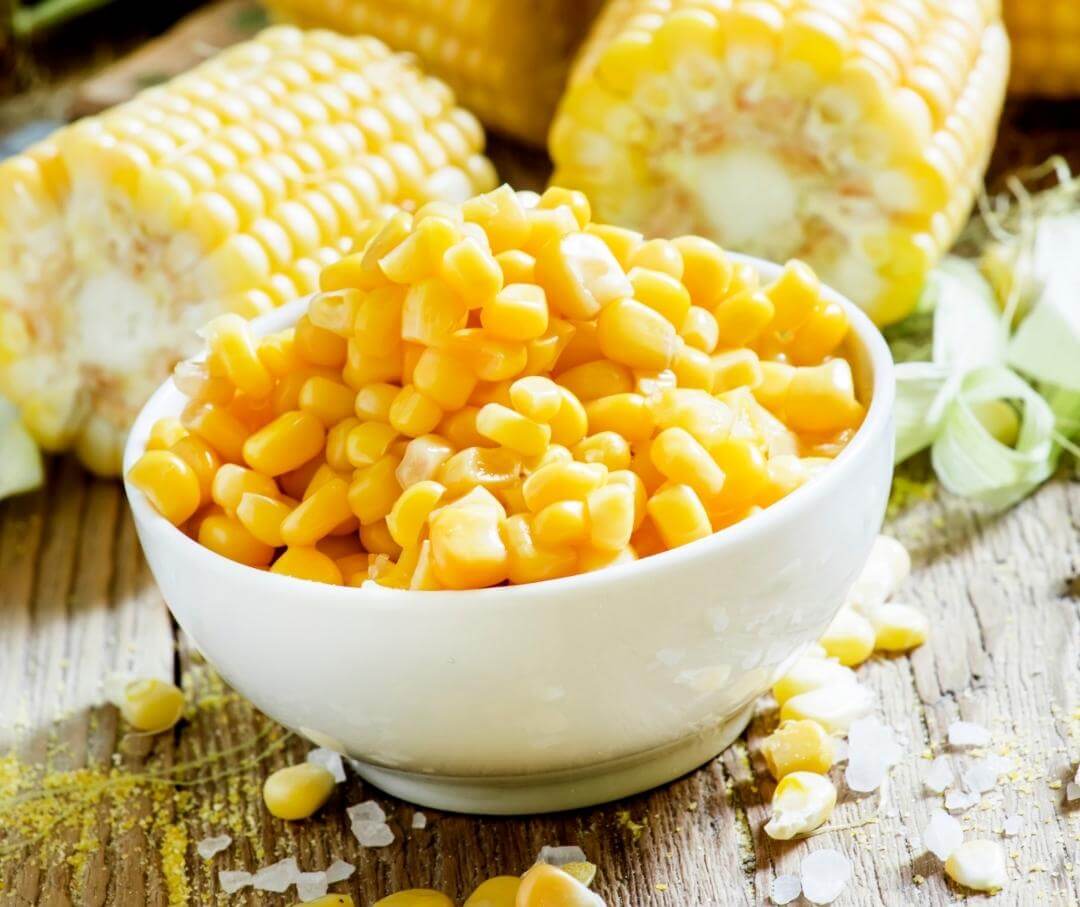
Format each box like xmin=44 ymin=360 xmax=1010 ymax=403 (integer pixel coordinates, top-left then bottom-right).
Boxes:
xmin=348 ymin=454 xmax=402 ymax=525
xmin=243 ymin=410 xmax=325 ymax=475
xmin=146 ymin=418 xmax=188 ymax=451
xmin=819 ymin=606 xmax=876 ymax=667
xmin=780 ymin=682 xmax=874 ymax=734
xmin=535 ymin=232 xmax=631 ymax=320
xmin=293 ymin=897 xmax=354 ymax=907
xmin=262 ymin=763 xmax=336 ymax=820
xmin=772 ymin=656 xmax=858 ymax=707
xmin=501 ymin=514 xmax=577 ymax=584
xmin=271 ymin=547 xmax=344 ymax=585
xmin=396 ymin=435 xmax=455 ymax=488
xmin=785 ymin=361 xmax=864 ymax=434
xmin=199 ymin=513 xmax=275 ymax=567
xmin=522 ymin=460 xmax=607 ymax=512
xmin=476 ymin=404 xmax=551 ymax=456
xmin=869 ymin=602 xmax=929 ymax=652
xmin=517 ymin=863 xmax=604 ymax=907
xmin=646 ymin=484 xmax=711 ymax=549
xmin=127 ymin=450 xmax=202 ymax=525
xmin=597 ymin=299 xmax=677 ymax=371
xmin=509 ymin=376 xmax=563 ymax=423
xmin=533 ymin=500 xmax=589 ymax=547
xmin=761 ymin=720 xmax=836 ymax=779
xmin=389 ymin=385 xmax=444 ymax=438
xmin=118 ymin=678 xmax=185 ymax=733
xmin=574 ymin=432 xmax=632 ymax=471
xmin=586 ymin=483 xmax=635 ymax=551
xmin=944 ymin=840 xmax=1008 ymax=893
xmin=280 ymin=477 xmax=352 ymax=546
xmin=482 ymin=284 xmax=549 ymax=341
xmin=387 ymin=480 xmax=446 ymax=548
xmin=464 ymin=876 xmax=521 ymax=907
xmin=347 ymin=421 xmax=399 ymax=468
xmin=237 ymin=492 xmax=293 ymax=547
xmin=372 ymin=892 xmax=453 ymax=907
xmin=764 ymin=771 xmax=837 ymax=840
xmin=428 ymin=497 xmax=509 ymax=589
xmin=650 ymin=427 xmax=726 ymax=498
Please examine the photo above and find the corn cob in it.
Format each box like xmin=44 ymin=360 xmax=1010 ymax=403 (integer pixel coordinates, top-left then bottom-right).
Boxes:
xmin=260 ymin=0 xmax=604 ymax=146
xmin=0 ymin=26 xmax=495 ymax=481
xmin=1004 ymin=0 xmax=1080 ymax=95
xmin=549 ymin=0 xmax=1010 ymax=326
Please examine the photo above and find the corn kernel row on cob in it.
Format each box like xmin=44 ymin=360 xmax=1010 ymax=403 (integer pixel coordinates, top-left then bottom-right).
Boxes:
xmin=1003 ymin=0 xmax=1080 ymax=96
xmin=0 ymin=26 xmax=495 ymax=481
xmin=261 ymin=0 xmax=605 ymax=146
xmin=550 ymin=0 xmax=1010 ymax=326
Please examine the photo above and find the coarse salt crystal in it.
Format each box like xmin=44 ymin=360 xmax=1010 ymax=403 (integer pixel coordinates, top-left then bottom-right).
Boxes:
xmin=196 ymin=834 xmax=232 ymax=860
xmin=1067 ymin=783 xmax=1080 ymax=802
xmin=306 ymin=747 xmax=346 ymax=783
xmin=347 ymin=800 xmax=386 ymax=824
xmin=537 ymin=845 xmax=587 ymax=866
xmin=412 ymin=812 xmax=427 ymax=830
xmin=922 ymin=809 xmax=963 ymax=861
xmin=800 ymin=849 xmax=851 ymax=904
xmin=352 ymin=820 xmax=395 ymax=847
xmin=296 ymin=871 xmax=329 ymax=902
xmin=963 ymin=757 xmax=1011 ymax=794
xmin=219 ymin=870 xmax=252 ymax=894
xmin=1002 ymin=815 xmax=1023 ymax=837
xmin=770 ymin=874 xmax=801 ymax=904
xmin=325 ymin=859 xmax=355 ymax=883
xmin=948 ymin=721 xmax=990 ymax=747
xmin=945 ymin=788 xmax=980 ymax=812
xmin=252 ymin=857 xmax=300 ymax=893
xmin=845 ymin=715 xmax=902 ymax=793
xmin=923 ymin=756 xmax=953 ymax=793
xmin=831 ymin=739 xmax=849 ymax=763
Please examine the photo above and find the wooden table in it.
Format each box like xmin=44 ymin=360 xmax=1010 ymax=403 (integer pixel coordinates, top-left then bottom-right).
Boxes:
xmin=1 ymin=7 xmax=1079 ymax=904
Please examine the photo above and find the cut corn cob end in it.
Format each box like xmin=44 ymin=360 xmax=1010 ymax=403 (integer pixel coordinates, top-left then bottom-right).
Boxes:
xmin=0 ymin=26 xmax=494 ymax=488
xmin=550 ymin=0 xmax=1010 ymax=325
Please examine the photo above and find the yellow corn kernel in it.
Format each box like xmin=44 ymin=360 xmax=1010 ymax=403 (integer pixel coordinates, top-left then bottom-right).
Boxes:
xmin=524 ymin=444 xmax=573 ymax=474
xmin=522 ymin=204 xmax=579 ymax=256
xmin=517 ymin=863 xmax=603 ymax=907
xmin=236 ymin=492 xmax=293 ymax=547
xmin=146 ymin=418 xmax=188 ymax=451
xmin=765 ymin=260 xmax=820 ymax=335
xmin=373 ymin=892 xmax=453 ymax=907
xmin=359 ymin=520 xmax=403 ymax=558
xmin=772 ymin=656 xmax=857 ymax=707
xmin=243 ymin=410 xmax=325 ymax=475
xmin=476 ymin=403 xmax=550 ymax=457
xmin=585 ymin=222 xmax=643 ymax=268
xmin=211 ymin=463 xmax=280 ymax=516
xmin=308 ymin=289 xmax=361 ymax=338
xmin=597 ymin=298 xmax=677 ymax=371
xmin=819 ymin=607 xmax=876 ymax=667
xmin=354 ymin=382 xmax=400 ymax=422
xmin=413 ymin=347 xmax=477 ymax=410
xmin=509 ymin=376 xmax=562 ymax=423
xmin=500 ymin=514 xmax=577 ymax=584
xmin=299 ymin=375 xmax=356 ymax=427
xmin=295 ymin=314 xmax=347 ymax=367
xmin=680 ymin=306 xmax=720 ymax=353
xmin=481 ymin=283 xmax=549 ymax=341
xmin=271 ymin=546 xmax=344 ymax=585
xmin=534 ymin=232 xmax=632 ymax=320
xmin=461 ymin=185 xmax=527 ymax=253
xmin=495 ymin=249 xmax=535 ymax=285
xmin=574 ymin=431 xmax=631 ymax=471
xmin=754 ymin=361 xmax=795 ymax=412
xmin=229 ymin=392 xmax=276 ymax=431
xmin=649 ymin=389 xmax=732 ymax=449
xmin=205 ymin=314 xmax=274 ymax=398
xmin=428 ymin=498 xmax=508 ymax=589
xmin=278 ymin=456 xmax=326 ymax=501
xmin=348 ymin=454 xmax=402 ymax=525
xmin=446 ymin=329 xmax=528 ymax=382
xmin=396 ymin=434 xmax=455 ymax=489
xmin=584 ymin=393 xmax=654 ymax=442
xmin=712 ymin=349 xmax=763 ymax=393
xmin=389 ymin=385 xmax=444 ymax=438
xmin=258 ymin=331 xmax=301 ymax=378
xmin=627 ymin=238 xmax=683 ymax=279
xmin=670 ymin=236 xmax=731 ymax=308
xmin=868 ymin=602 xmax=928 ymax=652
xmin=342 ymin=343 xmax=401 ymax=389
xmin=127 ymin=450 xmax=202 ymax=525
xmin=533 ymin=499 xmax=589 ymax=547
xmin=387 ymin=480 xmax=446 ymax=548
xmin=402 ymin=279 xmax=468 ymax=346
xmin=787 ymin=300 xmax=849 ymax=365
xmin=539 ymin=186 xmax=591 ymax=228
xmin=470 ymin=380 xmax=513 ymax=408
xmin=262 ymin=763 xmax=336 ymax=820
xmin=548 ymin=387 xmax=589 ymax=447
xmin=293 ymin=897 xmax=353 ymax=907
xmin=347 ymin=421 xmax=399 ymax=468
xmin=557 ymin=359 xmax=634 ymax=403
xmin=646 ymin=484 xmax=710 ymax=549
xmin=785 ymin=360 xmax=864 ymax=433
xmin=606 ymin=469 xmax=647 ymax=531
xmin=173 ymin=359 xmax=234 ymax=406
xmin=198 ymin=513 xmax=275 ymax=566
xmin=708 ymin=437 xmax=768 ymax=512
xmin=169 ymin=435 xmax=220 ymax=503
xmin=713 ymin=290 xmax=775 ymax=347
xmin=438 ymin=446 xmax=522 ymax=496
xmin=586 ymin=482 xmax=635 ymax=551
xmin=280 ymin=477 xmax=351 ymax=546
xmin=650 ymin=427 xmax=726 ymax=498
xmin=351 ymin=286 xmax=404 ymax=356
xmin=629 ymin=267 xmax=691 ymax=327
xmin=118 ymin=678 xmax=185 ymax=734
xmin=522 ymin=460 xmax=607 ymax=512
xmin=764 ymin=771 xmax=836 ymax=840
xmin=671 ymin=343 xmax=713 ymax=391
xmin=464 ymin=876 xmax=521 ymax=907
xmin=182 ymin=402 xmax=249 ymax=463
xmin=325 ymin=417 xmax=359 ymax=472
xmin=379 ymin=216 xmax=460 ymax=284
xmin=761 ymin=720 xmax=836 ymax=780
xmin=441 ymin=238 xmax=504 ymax=306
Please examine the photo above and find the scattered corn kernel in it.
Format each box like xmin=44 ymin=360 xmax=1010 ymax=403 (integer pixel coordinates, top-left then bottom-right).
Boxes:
xmin=127 ymin=450 xmax=202 ymax=525
xmin=761 ymin=720 xmax=836 ymax=779
xmin=118 ymin=678 xmax=185 ymax=733
xmin=372 ymin=892 xmax=453 ymax=907
xmin=780 ymin=683 xmax=874 ymax=734
xmin=517 ymin=863 xmax=604 ymax=907
xmin=868 ymin=602 xmax=929 ymax=652
xmin=262 ymin=763 xmax=336 ymax=820
xmin=463 ymin=876 xmax=521 ymax=907
xmin=944 ymin=840 xmax=1008 ymax=892
xmin=819 ymin=607 xmax=876 ymax=667
xmin=772 ymin=656 xmax=858 ymax=707
xmin=764 ymin=771 xmax=837 ymax=840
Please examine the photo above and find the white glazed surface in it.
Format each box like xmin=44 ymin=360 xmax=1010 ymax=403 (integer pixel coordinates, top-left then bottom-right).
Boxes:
xmin=124 ymin=255 xmax=895 ymax=780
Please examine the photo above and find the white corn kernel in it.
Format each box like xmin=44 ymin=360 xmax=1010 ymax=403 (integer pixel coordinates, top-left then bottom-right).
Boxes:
xmin=772 ymin=657 xmax=857 ymax=707
xmin=847 ymin=534 xmax=911 ymax=612
xmin=868 ymin=602 xmax=928 ymax=652
xmin=944 ymin=840 xmax=1008 ymax=892
xmin=780 ymin=683 xmax=873 ymax=734
xmin=764 ymin=771 xmax=837 ymax=840
xmin=818 ymin=607 xmax=875 ymax=667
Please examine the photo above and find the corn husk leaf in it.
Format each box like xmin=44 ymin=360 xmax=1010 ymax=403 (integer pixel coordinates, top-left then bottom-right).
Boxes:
xmin=1007 ymin=264 xmax=1080 ymax=392
xmin=931 ymin=258 xmax=1008 ymax=375
xmin=931 ymin=366 xmax=1057 ymax=509
xmin=0 ymin=398 xmax=44 ymax=498
xmin=894 ymin=362 xmax=949 ymax=463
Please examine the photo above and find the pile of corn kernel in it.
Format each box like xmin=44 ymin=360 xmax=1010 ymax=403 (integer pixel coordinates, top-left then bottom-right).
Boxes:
xmin=127 ymin=184 xmax=865 ymax=590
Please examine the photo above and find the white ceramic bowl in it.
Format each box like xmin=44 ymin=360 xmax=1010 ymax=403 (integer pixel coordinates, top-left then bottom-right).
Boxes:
xmin=124 ymin=255 xmax=895 ymax=815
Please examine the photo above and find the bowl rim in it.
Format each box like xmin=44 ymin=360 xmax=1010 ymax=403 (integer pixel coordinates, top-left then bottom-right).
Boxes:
xmin=123 ymin=252 xmax=895 ymax=607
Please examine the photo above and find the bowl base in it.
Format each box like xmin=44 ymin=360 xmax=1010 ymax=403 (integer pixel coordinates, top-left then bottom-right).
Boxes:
xmin=348 ymin=704 xmax=754 ymax=815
